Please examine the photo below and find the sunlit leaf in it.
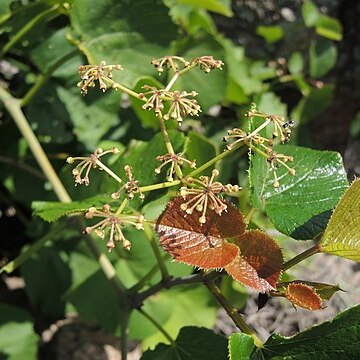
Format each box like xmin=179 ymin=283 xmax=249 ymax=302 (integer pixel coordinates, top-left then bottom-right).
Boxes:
xmin=228 ymin=332 xmax=255 ymax=360
xmin=225 ymin=230 xmax=283 ymax=292
xmin=301 ymin=0 xmax=319 ymax=27
xmin=285 ymin=283 xmax=322 ymax=310
xmin=176 ymin=0 xmax=233 ymax=17
xmin=320 ymin=178 xmax=360 ymax=262
xmin=310 ymin=38 xmax=337 ymax=78
xmin=156 ymin=196 xmax=245 ymax=269
xmin=256 ymin=25 xmax=284 ymax=44
xmin=315 ymin=15 xmax=343 ymax=41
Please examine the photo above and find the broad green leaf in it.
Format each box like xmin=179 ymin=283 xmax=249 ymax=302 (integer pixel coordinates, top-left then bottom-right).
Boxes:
xmin=316 ymin=14 xmax=343 ymax=41
xmin=32 ymin=194 xmax=114 ymax=222
xmin=256 ymin=25 xmax=284 ymax=44
xmin=69 ymin=0 xmax=177 ymax=87
xmin=176 ymin=0 xmax=233 ymax=17
xmin=288 ymin=52 xmax=304 ymax=75
xmin=250 ymin=61 xmax=277 ymax=81
xmin=256 ymin=92 xmax=287 ymax=117
xmin=57 ymin=87 xmax=120 ymax=150
xmin=228 ymin=332 xmax=255 ymax=360
xmin=301 ymin=0 xmax=319 ymax=27
xmin=250 ymin=145 xmax=348 ymax=239
xmin=141 ymin=326 xmax=227 ymax=359
xmin=67 ymin=270 xmax=124 ymax=334
xmin=320 ymin=179 xmax=360 ymax=262
xmin=184 ymin=131 xmax=217 ymax=176
xmin=253 ymin=303 xmax=360 ymax=359
xmin=310 ymin=38 xmax=337 ymax=78
xmin=291 ymin=85 xmax=334 ymax=124
xmin=0 ymin=0 xmax=14 ymax=23
xmin=0 ymin=304 xmax=39 ymax=360
xmin=20 ymin=244 xmax=72 ymax=318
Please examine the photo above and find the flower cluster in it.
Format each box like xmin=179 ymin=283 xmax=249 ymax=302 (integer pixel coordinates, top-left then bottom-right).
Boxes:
xmin=180 ymin=169 xmax=240 ymax=224
xmin=151 ymin=56 xmax=190 ymax=74
xmin=67 ymin=147 xmax=120 ymax=186
xmin=111 ymin=165 xmax=145 ymax=200
xmin=84 ymin=204 xmax=144 ymax=252
xmin=190 ymin=56 xmax=224 ymax=73
xmin=155 ymin=153 xmax=196 ymax=181
xmin=77 ymin=61 xmax=123 ymax=95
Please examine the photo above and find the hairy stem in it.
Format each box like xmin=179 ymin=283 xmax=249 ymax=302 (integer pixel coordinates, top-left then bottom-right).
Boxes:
xmin=204 ymin=280 xmax=263 ymax=348
xmin=21 ymin=49 xmax=79 ymax=107
xmin=0 ymin=4 xmax=61 ymax=58
xmin=282 ymin=244 xmax=321 ymax=272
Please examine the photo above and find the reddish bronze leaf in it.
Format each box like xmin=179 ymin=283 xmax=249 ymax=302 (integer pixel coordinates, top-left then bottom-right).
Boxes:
xmin=224 ymin=230 xmax=283 ymax=292
xmin=285 ymin=283 xmax=323 ymax=310
xmin=225 ymin=256 xmax=275 ymax=292
xmin=155 ymin=196 xmax=245 ymax=269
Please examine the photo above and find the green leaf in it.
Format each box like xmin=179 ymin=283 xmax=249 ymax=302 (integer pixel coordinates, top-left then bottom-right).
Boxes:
xmin=57 ymin=87 xmax=120 ymax=150
xmin=69 ymin=0 xmax=177 ymax=87
xmin=250 ymin=145 xmax=348 ymax=239
xmin=0 ymin=0 xmax=14 ymax=23
xmin=20 ymin=244 xmax=72 ymax=318
xmin=310 ymin=38 xmax=337 ymax=78
xmin=184 ymin=131 xmax=217 ymax=176
xmin=0 ymin=304 xmax=39 ymax=360
xmin=256 ymin=25 xmax=284 ymax=44
xmin=320 ymin=179 xmax=360 ymax=262
xmin=32 ymin=194 xmax=114 ymax=222
xmin=67 ymin=270 xmax=124 ymax=334
xmin=253 ymin=303 xmax=360 ymax=359
xmin=176 ymin=0 xmax=233 ymax=17
xmin=228 ymin=332 xmax=255 ymax=360
xmin=291 ymin=85 xmax=334 ymax=124
xmin=315 ymin=14 xmax=343 ymax=41
xmin=141 ymin=326 xmax=227 ymax=359
xmin=288 ymin=52 xmax=304 ymax=75
xmin=131 ymin=286 xmax=217 ymax=349
xmin=301 ymin=0 xmax=319 ymax=27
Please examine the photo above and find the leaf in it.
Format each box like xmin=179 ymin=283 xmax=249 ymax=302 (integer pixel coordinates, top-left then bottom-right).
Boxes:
xmin=250 ymin=145 xmax=349 ymax=240
xmin=32 ymin=194 xmax=114 ymax=222
xmin=184 ymin=131 xmax=217 ymax=177
xmin=176 ymin=0 xmax=233 ymax=17
xmin=288 ymin=52 xmax=304 ymax=75
xmin=320 ymin=178 xmax=360 ymax=262
xmin=69 ymin=0 xmax=177 ymax=87
xmin=130 ymin=286 xmax=217 ymax=348
xmin=316 ymin=14 xmax=343 ymax=41
xmin=285 ymin=283 xmax=323 ymax=310
xmin=228 ymin=332 xmax=255 ymax=360
xmin=253 ymin=303 xmax=360 ymax=359
xmin=301 ymin=0 xmax=320 ymax=27
xmin=141 ymin=326 xmax=227 ymax=360
xmin=156 ymin=196 xmax=245 ymax=269
xmin=256 ymin=25 xmax=284 ymax=44
xmin=20 ymin=244 xmax=72 ymax=318
xmin=279 ymin=281 xmax=342 ymax=301
xmin=310 ymin=38 xmax=337 ymax=78
xmin=57 ymin=87 xmax=120 ymax=150
xmin=0 ymin=304 xmax=39 ymax=360
xmin=225 ymin=230 xmax=283 ymax=292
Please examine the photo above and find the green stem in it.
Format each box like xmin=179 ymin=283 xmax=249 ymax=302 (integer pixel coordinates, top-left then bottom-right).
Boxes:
xmin=115 ymin=198 xmax=128 ymax=216
xmin=187 ymin=144 xmax=241 ymax=178
xmin=113 ymin=82 xmax=142 ymax=99
xmin=95 ymin=159 xmax=123 ymax=185
xmin=282 ymin=244 xmax=320 ymax=272
xmin=128 ymin=260 xmax=164 ymax=293
xmin=144 ymin=223 xmax=170 ymax=281
xmin=245 ymin=208 xmax=256 ymax=223
xmin=204 ymin=280 xmax=263 ymax=348
xmin=0 ymin=4 xmax=60 ymax=58
xmin=139 ymin=179 xmax=181 ymax=193
xmin=0 ymin=86 xmax=71 ymax=203
xmin=138 ymin=308 xmax=175 ymax=345
xmin=20 ymin=49 xmax=79 ymax=107
xmin=0 ymin=223 xmax=64 ymax=274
